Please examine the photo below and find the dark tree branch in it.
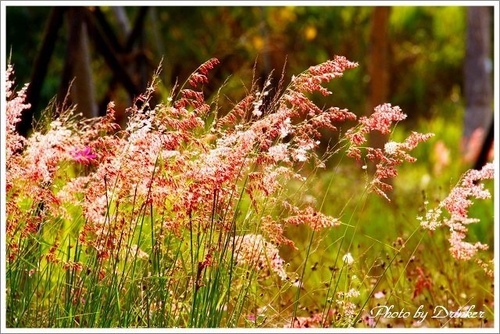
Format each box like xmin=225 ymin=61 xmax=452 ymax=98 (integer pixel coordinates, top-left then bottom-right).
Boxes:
xmin=92 ymin=6 xmax=125 ymax=53
xmin=125 ymin=7 xmax=149 ymax=52
xmin=82 ymin=7 xmax=141 ymax=99
xmin=97 ymin=7 xmax=151 ymax=114
xmin=18 ymin=7 xmax=66 ymax=137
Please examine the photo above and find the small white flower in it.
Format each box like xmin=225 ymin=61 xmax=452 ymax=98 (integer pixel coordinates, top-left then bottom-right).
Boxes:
xmin=279 ymin=117 xmax=292 ymax=138
xmin=384 ymin=141 xmax=399 ymax=155
xmin=292 ymin=146 xmax=309 ymax=162
xmin=268 ymin=143 xmax=289 ymax=162
xmin=252 ymin=100 xmax=263 ymax=117
xmin=342 ymin=252 xmax=354 ymax=265
xmin=346 ymin=288 xmax=360 ymax=298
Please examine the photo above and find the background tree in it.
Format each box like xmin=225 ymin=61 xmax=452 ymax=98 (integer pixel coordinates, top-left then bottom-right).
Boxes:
xmin=59 ymin=7 xmax=97 ymax=118
xmin=367 ymin=6 xmax=391 ymax=146
xmin=463 ymin=6 xmax=494 ymax=167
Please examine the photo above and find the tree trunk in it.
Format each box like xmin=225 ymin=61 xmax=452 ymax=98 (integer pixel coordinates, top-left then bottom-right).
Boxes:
xmin=463 ymin=6 xmax=493 ymax=163
xmin=59 ymin=7 xmax=97 ymax=118
xmin=366 ymin=6 xmax=392 ymax=197
xmin=367 ymin=7 xmax=391 ymax=148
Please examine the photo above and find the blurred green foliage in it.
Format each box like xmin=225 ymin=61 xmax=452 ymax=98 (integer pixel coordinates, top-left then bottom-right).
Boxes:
xmin=6 ymin=6 xmax=474 ymax=124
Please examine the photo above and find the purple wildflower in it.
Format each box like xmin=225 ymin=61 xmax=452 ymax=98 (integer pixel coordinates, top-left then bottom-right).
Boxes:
xmin=71 ymin=146 xmax=97 ymax=165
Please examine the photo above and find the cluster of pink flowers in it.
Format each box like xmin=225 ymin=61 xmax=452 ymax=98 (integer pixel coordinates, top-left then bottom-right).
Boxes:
xmin=5 ymin=65 xmax=29 ymax=163
xmin=232 ymin=234 xmax=287 ymax=280
xmin=286 ymin=313 xmax=324 ymax=328
xmin=5 ymin=55 xmax=440 ymax=327
xmin=5 ymin=55 xmax=432 ymax=268
xmin=346 ymin=104 xmax=434 ymax=200
xmin=418 ymin=163 xmax=494 ymax=268
xmin=188 ymin=57 xmax=220 ymax=88
xmin=283 ymin=204 xmax=340 ymax=231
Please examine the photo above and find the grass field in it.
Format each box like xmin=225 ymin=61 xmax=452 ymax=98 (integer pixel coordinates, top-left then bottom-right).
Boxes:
xmin=4 ymin=58 xmax=495 ymax=329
